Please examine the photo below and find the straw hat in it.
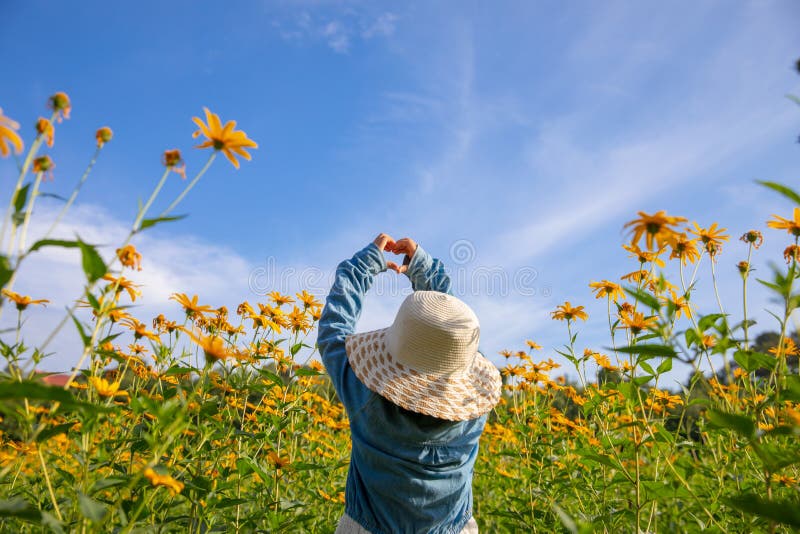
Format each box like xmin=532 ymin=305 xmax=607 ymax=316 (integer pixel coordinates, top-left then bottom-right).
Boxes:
xmin=345 ymin=291 xmax=502 ymax=421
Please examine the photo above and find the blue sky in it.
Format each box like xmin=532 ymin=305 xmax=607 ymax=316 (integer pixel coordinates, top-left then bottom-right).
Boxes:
xmin=2 ymin=1 xmax=799 ymax=383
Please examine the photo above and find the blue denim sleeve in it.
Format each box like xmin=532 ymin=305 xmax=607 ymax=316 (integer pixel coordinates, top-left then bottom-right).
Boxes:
xmin=404 ymin=244 xmax=453 ymax=295
xmin=318 ymin=242 xmax=387 ymax=412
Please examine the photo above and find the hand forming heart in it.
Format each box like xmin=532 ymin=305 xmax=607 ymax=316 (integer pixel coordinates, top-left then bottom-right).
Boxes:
xmin=373 ymin=233 xmax=418 ymax=274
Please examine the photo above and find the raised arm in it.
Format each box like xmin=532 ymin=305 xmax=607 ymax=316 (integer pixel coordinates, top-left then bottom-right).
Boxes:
xmin=317 ymin=236 xmax=388 ymax=410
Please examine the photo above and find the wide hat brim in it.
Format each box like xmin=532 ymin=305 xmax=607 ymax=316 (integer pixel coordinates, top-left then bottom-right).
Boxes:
xmin=345 ymin=328 xmax=502 ymax=421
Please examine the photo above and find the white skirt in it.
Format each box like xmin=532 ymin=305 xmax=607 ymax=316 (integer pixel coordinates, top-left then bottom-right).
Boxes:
xmin=335 ymin=513 xmax=480 ymax=534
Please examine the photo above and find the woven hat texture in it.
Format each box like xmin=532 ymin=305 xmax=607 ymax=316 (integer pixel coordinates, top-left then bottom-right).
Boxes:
xmin=345 ymin=291 xmax=501 ymax=421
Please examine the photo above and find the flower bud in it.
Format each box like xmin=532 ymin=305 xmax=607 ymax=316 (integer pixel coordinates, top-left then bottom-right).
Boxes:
xmin=96 ymin=126 xmax=113 ymax=147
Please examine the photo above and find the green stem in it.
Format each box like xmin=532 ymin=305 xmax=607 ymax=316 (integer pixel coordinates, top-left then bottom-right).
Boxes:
xmin=0 ymin=111 xmax=57 ymax=250
xmin=742 ymin=244 xmax=753 ymax=350
xmin=43 ymin=146 xmax=103 ymax=240
xmin=159 ymin=152 xmax=216 ymax=218
xmin=132 ymin=168 xmax=171 ymax=232
xmin=15 ymin=171 xmax=45 ymax=255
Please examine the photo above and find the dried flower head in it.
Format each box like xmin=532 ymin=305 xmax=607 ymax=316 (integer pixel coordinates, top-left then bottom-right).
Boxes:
xmin=784 ymin=245 xmax=800 ymax=264
xmin=116 ymin=244 xmax=142 ymax=271
xmin=739 ymin=230 xmax=763 ymax=249
xmin=48 ymin=92 xmax=71 ymax=122
xmin=35 ymin=117 xmax=55 ymax=147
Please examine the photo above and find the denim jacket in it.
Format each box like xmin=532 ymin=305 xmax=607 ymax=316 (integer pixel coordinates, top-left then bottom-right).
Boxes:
xmin=318 ymin=242 xmax=488 ymax=534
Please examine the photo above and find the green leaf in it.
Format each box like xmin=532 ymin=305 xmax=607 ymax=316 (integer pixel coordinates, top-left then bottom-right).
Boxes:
xmin=706 ymin=409 xmax=755 ymax=438
xmin=610 ymin=344 xmax=677 ymax=359
xmin=0 ymin=254 xmax=12 ymax=289
xmin=294 ymin=367 xmax=321 ymax=377
xmin=754 ymin=443 xmax=800 ymax=472
xmin=698 ymin=313 xmax=726 ymax=332
xmin=623 ymin=285 xmax=661 ymax=310
xmin=0 ymin=498 xmax=42 ymax=522
xmin=733 ymin=349 xmax=776 ymax=373
xmin=91 ymin=478 xmax=128 ymax=493
xmin=0 ymin=381 xmax=110 ymax=413
xmin=576 ymin=450 xmax=620 ymax=470
xmin=78 ymin=492 xmax=107 ymax=522
xmin=70 ymin=311 xmax=92 ymax=348
xmin=756 ymin=180 xmax=800 ymax=206
xmin=258 ymin=368 xmax=285 ymax=388
xmin=725 ymin=493 xmax=800 ymax=528
xmin=29 ymin=238 xmax=81 ymax=252
xmin=656 ymin=357 xmax=673 ymax=374
xmin=781 ymin=375 xmax=800 ymax=402
xmin=77 ymin=238 xmax=107 ymax=283
xmin=684 ymin=328 xmax=701 ymax=348
xmin=138 ymin=214 xmax=187 ymax=231
xmin=13 ymin=184 xmax=30 ymax=215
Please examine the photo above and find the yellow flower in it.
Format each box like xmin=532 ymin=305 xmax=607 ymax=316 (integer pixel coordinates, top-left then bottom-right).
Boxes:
xmin=525 ymin=340 xmax=542 ymax=350
xmin=102 ymin=274 xmax=141 ymax=302
xmin=767 ymin=207 xmax=800 ymax=237
xmin=268 ymin=291 xmax=295 ymax=306
xmin=143 ymin=467 xmax=184 ymax=495
xmin=35 ymin=117 xmax=55 ymax=147
xmin=187 ymin=331 xmax=236 ymax=362
xmin=620 ymin=270 xmax=649 ymax=284
xmin=669 ymin=233 xmax=701 ymax=265
xmin=623 ymin=243 xmax=666 ymax=267
xmin=48 ymin=92 xmax=72 ymax=122
xmin=296 ymin=289 xmax=322 ymax=309
xmin=170 ymin=293 xmax=215 ymax=318
xmin=768 ymin=338 xmax=799 ymax=357
xmin=590 ymin=351 xmax=617 ymax=371
xmin=89 ymin=376 xmax=127 ymax=398
xmin=1 ymin=289 xmax=49 ymax=311
xmin=96 ymin=126 xmax=113 ymax=147
xmin=268 ymin=451 xmax=290 ymax=470
xmin=0 ymin=108 xmax=24 ymax=157
xmin=192 ymin=107 xmax=258 ymax=168
xmin=116 ymin=244 xmax=142 ymax=271
xmin=663 ymin=289 xmax=692 ymax=319
xmin=589 ymin=280 xmax=625 ymax=301
xmin=551 ymin=301 xmax=588 ymax=322
xmin=120 ymin=317 xmax=161 ymax=343
xmin=288 ymin=305 xmax=311 ymax=333
xmin=689 ymin=222 xmax=729 ymax=256
xmin=623 ymin=210 xmax=687 ymax=251
xmin=619 ymin=311 xmax=657 ymax=334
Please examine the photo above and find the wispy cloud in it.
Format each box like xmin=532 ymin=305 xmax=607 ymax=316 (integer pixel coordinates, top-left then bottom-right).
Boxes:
xmin=271 ymin=8 xmax=398 ymax=54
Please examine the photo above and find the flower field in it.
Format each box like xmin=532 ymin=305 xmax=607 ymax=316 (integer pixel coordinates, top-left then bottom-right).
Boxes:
xmin=0 ymin=87 xmax=799 ymax=533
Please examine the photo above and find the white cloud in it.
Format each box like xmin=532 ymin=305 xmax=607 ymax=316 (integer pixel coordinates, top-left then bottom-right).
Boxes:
xmin=322 ymin=21 xmax=350 ymax=53
xmin=362 ymin=12 xmax=397 ymax=39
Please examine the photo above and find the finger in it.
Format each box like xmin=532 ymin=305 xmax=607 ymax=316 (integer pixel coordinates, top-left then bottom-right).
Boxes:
xmin=394 ymin=238 xmax=414 ymax=256
xmin=386 ymin=261 xmax=400 ymax=273
xmin=391 ymin=238 xmax=408 ymax=255
xmin=373 ymin=233 xmax=392 ymax=250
